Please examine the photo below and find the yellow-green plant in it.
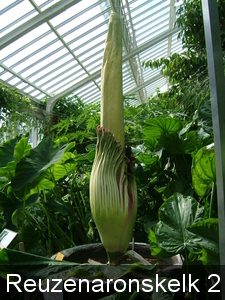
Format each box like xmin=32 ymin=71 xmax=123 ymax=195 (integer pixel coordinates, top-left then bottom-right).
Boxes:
xmin=90 ymin=12 xmax=138 ymax=264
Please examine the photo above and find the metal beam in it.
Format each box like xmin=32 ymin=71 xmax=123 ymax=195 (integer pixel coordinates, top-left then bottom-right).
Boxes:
xmin=46 ymin=26 xmax=179 ymax=112
xmin=28 ymin=0 xmax=101 ymax=93
xmin=0 ymin=1 xmax=34 ymax=35
xmin=46 ymin=69 xmax=101 ymax=112
xmin=0 ymin=0 xmax=81 ymax=50
xmin=125 ymin=27 xmax=179 ymax=61
xmin=202 ymin=0 xmax=225 ymax=291
xmin=126 ymin=0 xmax=147 ymax=102
xmin=0 ymin=0 xmax=23 ymax=15
xmin=0 ymin=1 xmax=107 ymax=68
xmin=0 ymin=63 xmax=51 ymax=98
xmin=166 ymin=0 xmax=175 ymax=87
xmin=168 ymin=0 xmax=175 ymax=56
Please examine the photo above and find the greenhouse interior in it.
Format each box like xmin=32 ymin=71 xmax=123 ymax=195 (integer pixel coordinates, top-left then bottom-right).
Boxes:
xmin=0 ymin=0 xmax=225 ymax=299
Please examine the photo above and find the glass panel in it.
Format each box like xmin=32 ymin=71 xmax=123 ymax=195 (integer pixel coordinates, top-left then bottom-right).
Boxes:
xmin=30 ymin=89 xmax=41 ymax=97
xmin=35 ymin=61 xmax=79 ymax=86
xmin=0 ymin=1 xmax=37 ymax=37
xmin=1 ymin=23 xmax=50 ymax=59
xmin=68 ymin=24 xmax=107 ymax=53
xmin=7 ymin=40 xmax=66 ymax=73
xmin=23 ymin=86 xmax=37 ymax=93
xmin=4 ymin=31 xmax=57 ymax=67
xmin=40 ymin=66 xmax=84 ymax=90
xmin=0 ymin=0 xmax=184 ymax=104
xmin=0 ymin=0 xmax=17 ymax=11
xmin=19 ymin=48 xmax=70 ymax=77
xmin=50 ymin=0 xmax=95 ymax=26
xmin=49 ymin=73 xmax=87 ymax=95
xmin=72 ymin=33 xmax=106 ymax=56
xmin=16 ymin=82 xmax=28 ymax=90
xmin=87 ymin=61 xmax=102 ymax=74
xmin=83 ymin=51 xmax=103 ymax=68
xmin=75 ymin=82 xmax=94 ymax=95
xmin=36 ymin=93 xmax=46 ymax=100
xmin=0 ymin=72 xmax=13 ymax=81
xmin=78 ymin=43 xmax=104 ymax=62
xmin=35 ymin=0 xmax=60 ymax=11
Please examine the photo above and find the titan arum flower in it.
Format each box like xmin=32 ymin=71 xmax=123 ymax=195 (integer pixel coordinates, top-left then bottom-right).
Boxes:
xmin=89 ymin=12 xmax=138 ymax=264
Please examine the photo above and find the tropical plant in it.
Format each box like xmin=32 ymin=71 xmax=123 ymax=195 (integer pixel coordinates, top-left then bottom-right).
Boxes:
xmin=147 ymin=140 xmax=219 ymax=299
xmin=0 ymin=134 xmax=96 ymax=255
xmin=90 ymin=12 xmax=138 ymax=264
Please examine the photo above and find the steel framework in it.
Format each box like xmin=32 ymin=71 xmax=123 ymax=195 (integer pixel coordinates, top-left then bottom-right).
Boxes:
xmin=0 ymin=0 xmax=183 ymax=111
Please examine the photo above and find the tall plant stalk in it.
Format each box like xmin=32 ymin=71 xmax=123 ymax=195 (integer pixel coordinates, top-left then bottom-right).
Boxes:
xmin=89 ymin=12 xmax=138 ymax=264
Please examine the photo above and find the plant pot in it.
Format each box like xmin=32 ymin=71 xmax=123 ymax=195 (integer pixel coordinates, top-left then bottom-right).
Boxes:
xmin=54 ymin=242 xmax=181 ymax=265
xmin=49 ymin=243 xmax=182 ymax=300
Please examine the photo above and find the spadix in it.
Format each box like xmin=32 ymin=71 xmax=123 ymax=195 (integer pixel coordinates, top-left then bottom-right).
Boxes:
xmin=89 ymin=12 xmax=138 ymax=264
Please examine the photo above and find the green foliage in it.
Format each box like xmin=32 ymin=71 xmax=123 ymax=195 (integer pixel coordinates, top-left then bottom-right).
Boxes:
xmin=152 ymin=193 xmax=204 ymax=256
xmin=11 ymin=137 xmax=68 ymax=191
xmin=45 ymin=95 xmax=100 ymax=153
xmin=143 ymin=51 xmax=209 ymax=116
xmin=124 ymin=98 xmax=217 ymax=296
xmin=175 ymin=0 xmax=225 ymax=52
xmin=143 ymin=118 xmax=182 ymax=139
xmin=148 ymin=194 xmax=220 ymax=296
xmin=187 ymin=218 xmax=219 ymax=255
xmin=142 ymin=0 xmax=225 ymax=120
xmin=0 ymin=134 xmax=95 ymax=255
xmin=0 ymin=92 xmax=220 ymax=299
xmin=191 ymin=144 xmax=216 ymax=197
xmin=0 ymin=84 xmax=36 ymax=142
xmin=0 ymin=88 xmax=217 ymax=266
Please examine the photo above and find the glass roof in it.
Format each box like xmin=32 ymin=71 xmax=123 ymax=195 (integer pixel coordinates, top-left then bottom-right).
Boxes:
xmin=0 ymin=0 xmax=184 ymax=110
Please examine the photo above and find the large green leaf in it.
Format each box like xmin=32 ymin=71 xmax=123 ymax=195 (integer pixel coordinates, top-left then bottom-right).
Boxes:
xmin=11 ymin=193 xmax=39 ymax=226
xmin=191 ymin=144 xmax=216 ymax=196
xmin=13 ymin=137 xmax=31 ymax=163
xmin=143 ymin=118 xmax=182 ymax=140
xmin=29 ymin=178 xmax=55 ymax=194
xmin=138 ymin=153 xmax=158 ymax=165
xmin=163 ymin=178 xmax=194 ymax=200
xmin=159 ymin=132 xmax=185 ymax=155
xmin=11 ymin=137 xmax=68 ymax=191
xmin=0 ymin=192 xmax=19 ymax=228
xmin=23 ymin=224 xmax=40 ymax=251
xmin=200 ymin=248 xmax=220 ymax=274
xmin=187 ymin=218 xmax=219 ymax=254
xmin=154 ymin=193 xmax=204 ymax=255
xmin=3 ymin=137 xmax=32 ymax=179
xmin=159 ymin=131 xmax=200 ymax=155
xmin=45 ymin=199 xmax=74 ymax=218
xmin=187 ymin=219 xmax=220 ymax=275
xmin=148 ymin=229 xmax=173 ymax=258
xmin=0 ymin=136 xmax=21 ymax=167
xmin=51 ymin=152 xmax=77 ymax=181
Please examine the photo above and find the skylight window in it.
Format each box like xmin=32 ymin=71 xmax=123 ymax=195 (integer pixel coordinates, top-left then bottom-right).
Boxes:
xmin=0 ymin=0 xmax=184 ymax=105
